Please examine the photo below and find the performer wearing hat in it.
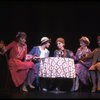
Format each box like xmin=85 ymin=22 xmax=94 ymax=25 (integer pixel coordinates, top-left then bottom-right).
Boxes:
xmin=71 ymin=36 xmax=92 ymax=92
xmin=0 ymin=32 xmax=36 ymax=92
xmin=28 ymin=36 xmax=51 ymax=91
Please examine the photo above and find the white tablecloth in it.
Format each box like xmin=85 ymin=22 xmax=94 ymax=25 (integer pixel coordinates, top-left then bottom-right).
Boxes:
xmin=39 ymin=57 xmax=76 ymax=78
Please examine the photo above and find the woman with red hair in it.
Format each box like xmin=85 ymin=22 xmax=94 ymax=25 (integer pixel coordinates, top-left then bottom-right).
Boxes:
xmin=54 ymin=37 xmax=74 ymax=57
xmin=53 ymin=37 xmax=74 ymax=91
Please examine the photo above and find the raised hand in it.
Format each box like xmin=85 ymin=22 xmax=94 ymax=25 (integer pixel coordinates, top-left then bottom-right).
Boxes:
xmin=0 ymin=40 xmax=6 ymax=55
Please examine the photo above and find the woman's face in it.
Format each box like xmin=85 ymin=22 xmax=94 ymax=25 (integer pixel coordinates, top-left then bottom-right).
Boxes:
xmin=45 ymin=42 xmax=50 ymax=48
xmin=56 ymin=41 xmax=64 ymax=49
xmin=19 ymin=37 xmax=26 ymax=45
xmin=80 ymin=41 xmax=87 ymax=48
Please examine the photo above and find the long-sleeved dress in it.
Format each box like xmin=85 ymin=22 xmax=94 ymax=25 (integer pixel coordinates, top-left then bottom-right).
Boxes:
xmin=75 ymin=47 xmax=92 ymax=85
xmin=6 ymin=41 xmax=35 ymax=87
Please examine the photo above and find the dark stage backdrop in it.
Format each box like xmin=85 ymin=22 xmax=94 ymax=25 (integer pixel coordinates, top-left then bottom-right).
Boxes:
xmin=0 ymin=1 xmax=100 ymax=88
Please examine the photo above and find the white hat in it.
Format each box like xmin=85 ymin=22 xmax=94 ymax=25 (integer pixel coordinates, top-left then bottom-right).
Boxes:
xmin=41 ymin=37 xmax=50 ymax=44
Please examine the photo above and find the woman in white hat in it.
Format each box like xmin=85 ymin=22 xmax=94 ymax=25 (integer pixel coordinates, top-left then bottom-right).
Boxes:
xmin=28 ymin=36 xmax=51 ymax=91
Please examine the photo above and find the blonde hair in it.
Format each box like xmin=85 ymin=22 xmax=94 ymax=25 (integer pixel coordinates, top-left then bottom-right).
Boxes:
xmin=80 ymin=36 xmax=90 ymax=46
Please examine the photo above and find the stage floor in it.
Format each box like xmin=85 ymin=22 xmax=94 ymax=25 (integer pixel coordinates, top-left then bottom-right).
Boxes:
xmin=0 ymin=88 xmax=100 ymax=99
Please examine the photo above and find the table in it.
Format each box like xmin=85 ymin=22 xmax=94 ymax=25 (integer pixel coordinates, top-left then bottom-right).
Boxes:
xmin=39 ymin=57 xmax=76 ymax=78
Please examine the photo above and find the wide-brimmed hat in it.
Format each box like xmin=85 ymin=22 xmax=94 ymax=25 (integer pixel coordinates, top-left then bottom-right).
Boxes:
xmin=41 ymin=37 xmax=51 ymax=44
xmin=80 ymin=36 xmax=90 ymax=46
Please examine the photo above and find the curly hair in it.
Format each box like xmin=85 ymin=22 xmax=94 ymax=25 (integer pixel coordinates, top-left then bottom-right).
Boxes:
xmin=80 ymin=36 xmax=90 ymax=46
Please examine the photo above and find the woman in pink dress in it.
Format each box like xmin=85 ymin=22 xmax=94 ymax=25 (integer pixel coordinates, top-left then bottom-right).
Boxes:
xmin=0 ymin=32 xmax=36 ymax=92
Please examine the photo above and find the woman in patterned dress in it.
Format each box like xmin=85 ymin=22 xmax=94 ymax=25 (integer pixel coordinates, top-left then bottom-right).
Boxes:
xmin=71 ymin=36 xmax=92 ymax=92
